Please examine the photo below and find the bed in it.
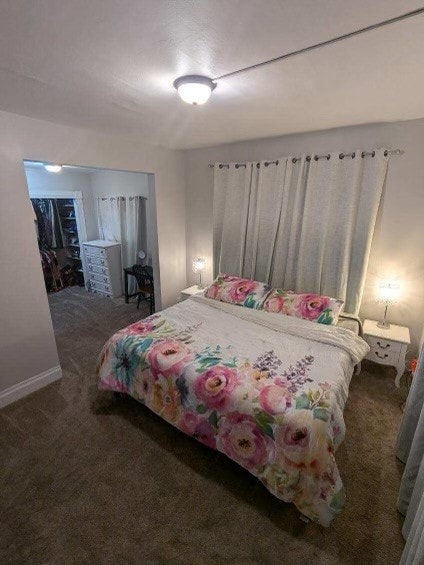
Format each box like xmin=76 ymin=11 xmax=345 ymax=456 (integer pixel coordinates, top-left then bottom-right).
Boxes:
xmin=97 ymin=293 xmax=369 ymax=526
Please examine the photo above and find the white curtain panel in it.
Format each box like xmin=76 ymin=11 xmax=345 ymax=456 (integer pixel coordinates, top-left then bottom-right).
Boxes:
xmin=213 ymin=149 xmax=389 ymax=314
xmin=397 ymin=346 xmax=424 ymax=565
xmin=97 ymin=196 xmax=145 ymax=293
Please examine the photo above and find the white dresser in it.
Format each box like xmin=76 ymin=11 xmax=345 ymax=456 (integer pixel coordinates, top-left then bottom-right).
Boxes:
xmin=82 ymin=240 xmax=122 ymax=298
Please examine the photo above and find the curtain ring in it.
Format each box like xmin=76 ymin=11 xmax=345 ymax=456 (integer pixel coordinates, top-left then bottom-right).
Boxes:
xmin=275 ymin=160 xmax=279 ymax=166
xmin=361 ymin=152 xmax=365 ymax=158
xmin=306 ymin=155 xmax=311 ymax=162
xmin=384 ymin=150 xmax=388 ymax=157
xmin=339 ymin=153 xmax=344 ymax=159
xmin=219 ymin=164 xmax=223 ymax=169
xmin=314 ymin=155 xmax=319 ymax=161
xmin=292 ymin=157 xmax=297 ymax=163
xmin=256 ymin=163 xmax=260 ymax=168
xmin=326 ymin=154 xmax=331 ymax=160
xmin=235 ymin=164 xmax=239 ymax=169
xmin=372 ymin=151 xmax=376 ymax=157
xmin=351 ymin=152 xmax=356 ymax=159
xmin=264 ymin=162 xmax=269 ymax=167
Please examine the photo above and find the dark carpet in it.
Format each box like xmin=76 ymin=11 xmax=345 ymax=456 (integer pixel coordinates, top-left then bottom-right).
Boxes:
xmin=0 ymin=286 xmax=407 ymax=564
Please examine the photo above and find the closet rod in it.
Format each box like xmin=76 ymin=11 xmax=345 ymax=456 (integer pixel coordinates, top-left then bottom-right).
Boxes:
xmin=208 ymin=148 xmax=404 ymax=168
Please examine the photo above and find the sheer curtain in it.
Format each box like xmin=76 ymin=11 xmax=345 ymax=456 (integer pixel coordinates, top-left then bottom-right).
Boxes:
xmin=97 ymin=196 xmax=145 ymax=292
xmin=397 ymin=342 xmax=424 ymax=565
xmin=213 ymin=149 xmax=389 ymax=314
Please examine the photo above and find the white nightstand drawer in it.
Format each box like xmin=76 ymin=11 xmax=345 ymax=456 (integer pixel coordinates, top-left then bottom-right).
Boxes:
xmin=366 ymin=335 xmax=403 ymax=355
xmin=365 ymin=348 xmax=400 ymax=366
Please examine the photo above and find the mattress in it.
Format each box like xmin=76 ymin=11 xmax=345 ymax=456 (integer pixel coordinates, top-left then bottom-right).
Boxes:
xmin=97 ymin=294 xmax=369 ymax=526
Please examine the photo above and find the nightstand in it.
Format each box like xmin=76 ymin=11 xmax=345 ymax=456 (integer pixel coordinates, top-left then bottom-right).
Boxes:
xmin=181 ymin=285 xmax=204 ymax=301
xmin=363 ymin=319 xmax=410 ymax=387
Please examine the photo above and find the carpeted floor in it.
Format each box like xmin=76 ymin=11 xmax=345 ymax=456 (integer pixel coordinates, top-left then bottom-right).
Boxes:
xmin=0 ymin=286 xmax=408 ymax=564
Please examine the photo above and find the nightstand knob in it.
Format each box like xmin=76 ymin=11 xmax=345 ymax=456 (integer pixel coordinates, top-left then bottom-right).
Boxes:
xmin=376 ymin=341 xmax=390 ymax=349
xmin=375 ymin=351 xmax=389 ymax=359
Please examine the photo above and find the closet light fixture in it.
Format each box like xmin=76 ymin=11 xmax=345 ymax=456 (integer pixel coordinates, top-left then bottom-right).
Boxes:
xmin=173 ymin=76 xmax=216 ymax=105
xmin=44 ymin=164 xmax=62 ymax=173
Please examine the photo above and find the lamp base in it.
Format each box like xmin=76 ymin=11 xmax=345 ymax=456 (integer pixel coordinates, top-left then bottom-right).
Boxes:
xmin=377 ymin=320 xmax=391 ymax=329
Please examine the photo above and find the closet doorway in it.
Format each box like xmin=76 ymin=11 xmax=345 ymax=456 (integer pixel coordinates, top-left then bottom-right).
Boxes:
xmin=23 ymin=161 xmax=160 ymax=343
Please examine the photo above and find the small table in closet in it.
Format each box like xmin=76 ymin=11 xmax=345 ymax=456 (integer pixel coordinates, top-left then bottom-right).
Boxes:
xmin=124 ymin=265 xmax=154 ymax=305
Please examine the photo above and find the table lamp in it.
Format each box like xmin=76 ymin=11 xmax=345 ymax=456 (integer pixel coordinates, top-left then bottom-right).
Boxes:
xmin=192 ymin=257 xmax=206 ymax=288
xmin=377 ymin=280 xmax=400 ymax=329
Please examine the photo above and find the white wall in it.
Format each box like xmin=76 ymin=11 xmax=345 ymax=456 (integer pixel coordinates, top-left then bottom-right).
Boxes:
xmin=0 ymin=110 xmax=186 ymax=398
xmin=24 ymin=166 xmax=98 ymax=240
xmin=184 ymin=118 xmax=424 ymax=354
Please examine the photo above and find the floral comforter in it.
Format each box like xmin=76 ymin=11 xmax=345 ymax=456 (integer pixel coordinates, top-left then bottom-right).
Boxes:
xmin=97 ymin=295 xmax=369 ymax=526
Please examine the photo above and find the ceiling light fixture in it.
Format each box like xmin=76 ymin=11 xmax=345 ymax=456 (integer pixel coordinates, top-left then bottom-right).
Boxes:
xmin=44 ymin=164 xmax=62 ymax=173
xmin=173 ymin=75 xmax=216 ymax=105
xmin=173 ymin=6 xmax=424 ymax=104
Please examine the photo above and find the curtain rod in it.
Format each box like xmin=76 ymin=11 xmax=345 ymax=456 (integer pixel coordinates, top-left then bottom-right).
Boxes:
xmin=213 ymin=7 xmax=424 ymax=81
xmin=208 ymin=149 xmax=404 ymax=168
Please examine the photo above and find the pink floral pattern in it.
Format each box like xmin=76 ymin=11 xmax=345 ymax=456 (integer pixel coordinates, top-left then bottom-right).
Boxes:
xmin=194 ymin=365 xmax=239 ymax=410
xmin=263 ymin=289 xmax=344 ymax=325
xmin=204 ymin=273 xmax=271 ymax=309
xmin=217 ymin=412 xmax=275 ymax=470
xmin=97 ymin=310 xmax=352 ymax=527
xmin=146 ymin=339 xmax=193 ymax=378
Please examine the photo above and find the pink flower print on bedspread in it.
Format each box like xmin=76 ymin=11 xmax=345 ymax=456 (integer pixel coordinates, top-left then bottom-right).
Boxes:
xmin=194 ymin=365 xmax=239 ymax=410
xmin=217 ymin=411 xmax=275 ymax=471
xmin=259 ymin=384 xmax=292 ymax=415
xmin=180 ymin=412 xmax=216 ymax=449
xmin=146 ymin=339 xmax=193 ymax=378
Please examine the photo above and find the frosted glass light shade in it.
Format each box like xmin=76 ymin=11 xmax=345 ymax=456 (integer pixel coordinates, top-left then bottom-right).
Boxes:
xmin=44 ymin=164 xmax=62 ymax=173
xmin=192 ymin=257 xmax=205 ymax=273
xmin=173 ymin=75 xmax=216 ymax=105
xmin=378 ymin=280 xmax=400 ymax=303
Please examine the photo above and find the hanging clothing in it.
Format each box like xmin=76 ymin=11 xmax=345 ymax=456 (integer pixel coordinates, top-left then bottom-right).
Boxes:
xmin=31 ymin=198 xmax=64 ymax=249
xmin=213 ymin=149 xmax=389 ymax=315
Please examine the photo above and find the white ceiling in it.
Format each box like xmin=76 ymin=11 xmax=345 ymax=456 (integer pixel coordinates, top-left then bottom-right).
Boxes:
xmin=1 ymin=0 xmax=424 ymax=149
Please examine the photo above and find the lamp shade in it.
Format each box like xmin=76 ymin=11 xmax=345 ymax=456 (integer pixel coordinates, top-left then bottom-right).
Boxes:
xmin=192 ymin=257 xmax=205 ymax=273
xmin=378 ymin=280 xmax=400 ymax=303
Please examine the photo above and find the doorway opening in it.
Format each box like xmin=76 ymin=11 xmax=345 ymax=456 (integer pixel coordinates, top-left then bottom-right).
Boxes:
xmin=23 ymin=160 xmax=160 ymax=361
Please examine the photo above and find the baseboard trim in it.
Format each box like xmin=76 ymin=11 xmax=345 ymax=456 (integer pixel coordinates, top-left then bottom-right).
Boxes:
xmin=0 ymin=365 xmax=62 ymax=409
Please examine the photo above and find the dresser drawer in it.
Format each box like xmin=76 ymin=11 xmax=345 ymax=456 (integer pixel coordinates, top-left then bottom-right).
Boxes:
xmin=89 ymin=272 xmax=111 ymax=285
xmin=85 ymin=254 xmax=108 ymax=268
xmin=89 ymin=279 xmax=112 ymax=295
xmin=365 ymin=335 xmax=403 ymax=354
xmin=83 ymin=245 xmax=107 ymax=259
xmin=87 ymin=263 xmax=109 ymax=277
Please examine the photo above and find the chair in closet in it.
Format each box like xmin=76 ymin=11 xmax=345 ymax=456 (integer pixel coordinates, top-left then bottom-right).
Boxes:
xmin=132 ymin=265 xmax=155 ymax=314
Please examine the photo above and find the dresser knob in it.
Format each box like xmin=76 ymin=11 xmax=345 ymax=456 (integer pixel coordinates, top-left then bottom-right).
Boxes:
xmin=376 ymin=341 xmax=390 ymax=349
